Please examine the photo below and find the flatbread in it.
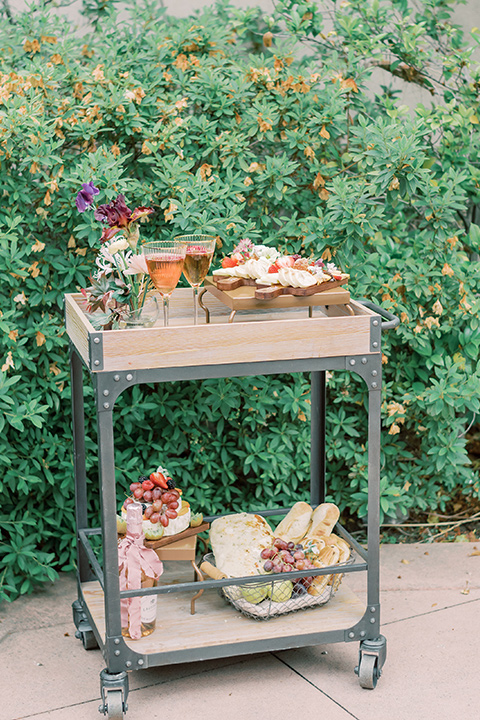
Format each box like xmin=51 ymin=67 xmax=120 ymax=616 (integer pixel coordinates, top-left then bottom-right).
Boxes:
xmin=274 ymin=502 xmax=313 ymax=543
xmin=210 ymin=513 xmax=274 ymax=577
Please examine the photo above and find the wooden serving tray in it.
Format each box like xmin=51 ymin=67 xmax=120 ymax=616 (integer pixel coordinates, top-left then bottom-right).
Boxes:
xmin=118 ymin=522 xmax=210 ymax=550
xmin=65 ymin=288 xmax=379 ymax=373
xmin=211 ymin=275 xmax=348 ymax=300
xmin=204 ymin=276 xmax=351 ymax=311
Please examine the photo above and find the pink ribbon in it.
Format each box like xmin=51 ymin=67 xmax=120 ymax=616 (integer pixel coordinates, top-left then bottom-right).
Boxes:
xmin=118 ymin=531 xmax=163 ymax=639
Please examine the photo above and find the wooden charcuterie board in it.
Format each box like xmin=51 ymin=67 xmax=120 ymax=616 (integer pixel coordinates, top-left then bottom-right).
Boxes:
xmin=211 ymin=274 xmax=348 ymax=299
xmin=118 ymin=522 xmax=209 ymax=549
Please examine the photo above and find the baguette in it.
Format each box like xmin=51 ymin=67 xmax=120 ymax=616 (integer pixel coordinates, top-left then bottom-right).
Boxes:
xmin=274 ymin=501 xmax=313 ymax=544
xmin=307 ymin=544 xmax=340 ymax=596
xmin=304 ymin=503 xmax=340 ymax=540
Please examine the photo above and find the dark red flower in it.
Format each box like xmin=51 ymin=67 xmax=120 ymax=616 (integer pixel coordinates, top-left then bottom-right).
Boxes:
xmin=94 ymin=194 xmax=132 ymax=227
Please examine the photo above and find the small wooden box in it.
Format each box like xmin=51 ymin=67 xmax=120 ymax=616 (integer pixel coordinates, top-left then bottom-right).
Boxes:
xmin=65 ymin=289 xmax=380 ymax=373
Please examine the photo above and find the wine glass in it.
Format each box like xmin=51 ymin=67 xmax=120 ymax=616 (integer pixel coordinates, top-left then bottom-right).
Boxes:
xmin=143 ymin=241 xmax=186 ymax=327
xmin=176 ymin=234 xmax=216 ymax=325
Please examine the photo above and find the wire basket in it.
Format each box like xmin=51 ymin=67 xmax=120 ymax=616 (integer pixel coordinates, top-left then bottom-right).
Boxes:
xmin=202 ymin=551 xmax=354 ymax=620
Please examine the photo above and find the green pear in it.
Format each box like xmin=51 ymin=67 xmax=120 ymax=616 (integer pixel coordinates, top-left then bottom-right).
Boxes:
xmin=268 ymin=580 xmax=293 ymax=602
xmin=117 ymin=514 xmax=127 ymax=535
xmin=241 ymin=582 xmax=269 ymax=604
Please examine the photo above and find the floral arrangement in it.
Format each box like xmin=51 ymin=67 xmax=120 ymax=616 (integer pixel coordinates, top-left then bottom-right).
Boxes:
xmin=75 ymin=182 xmax=155 ymax=329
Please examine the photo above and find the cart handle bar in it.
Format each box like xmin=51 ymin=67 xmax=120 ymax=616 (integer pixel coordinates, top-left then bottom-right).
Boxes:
xmin=356 ymin=298 xmax=400 ymax=331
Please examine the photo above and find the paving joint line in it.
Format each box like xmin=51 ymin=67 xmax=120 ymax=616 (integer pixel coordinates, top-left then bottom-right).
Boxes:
xmin=382 ymin=595 xmax=480 ymax=626
xmin=11 ymin=656 xmax=250 ymax=719
xmin=271 ymin=652 xmax=361 ymax=720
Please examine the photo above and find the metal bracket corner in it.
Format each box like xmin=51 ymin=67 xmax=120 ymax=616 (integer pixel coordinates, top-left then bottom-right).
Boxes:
xmin=88 ymin=332 xmax=104 ymax=371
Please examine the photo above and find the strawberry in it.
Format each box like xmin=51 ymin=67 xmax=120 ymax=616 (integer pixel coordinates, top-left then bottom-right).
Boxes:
xmin=150 ymin=471 xmax=169 ymax=489
xmin=142 ymin=479 xmax=154 ymax=491
xmin=267 ymin=262 xmax=279 ymax=273
xmin=221 ymin=256 xmax=239 ymax=268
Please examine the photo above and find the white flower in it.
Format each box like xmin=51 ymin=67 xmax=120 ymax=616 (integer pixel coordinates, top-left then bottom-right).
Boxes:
xmin=124 ymin=254 xmax=148 ymax=275
xmin=253 ymin=244 xmax=280 ymax=261
xmin=107 ymin=237 xmax=129 ymax=255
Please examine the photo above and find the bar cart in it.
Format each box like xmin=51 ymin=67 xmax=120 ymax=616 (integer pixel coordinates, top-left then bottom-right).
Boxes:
xmin=65 ymin=287 xmax=398 ymax=719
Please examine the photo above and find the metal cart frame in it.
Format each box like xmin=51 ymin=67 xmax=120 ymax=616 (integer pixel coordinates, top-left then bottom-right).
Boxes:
xmin=67 ymin=293 xmax=398 ymax=719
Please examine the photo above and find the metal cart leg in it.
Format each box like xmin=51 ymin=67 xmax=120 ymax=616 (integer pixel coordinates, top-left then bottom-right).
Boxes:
xmin=310 ymin=370 xmax=326 ymax=505
xmin=356 ymin=357 xmax=387 ymax=687
xmin=71 ymin=346 xmax=95 ymax=585
xmin=94 ymin=375 xmax=128 ymax=690
xmin=71 ymin=347 xmax=99 ymax=649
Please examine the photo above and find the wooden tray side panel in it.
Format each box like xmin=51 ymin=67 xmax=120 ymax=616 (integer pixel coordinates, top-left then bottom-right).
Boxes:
xmin=65 ymin=294 xmax=91 ymax=367
xmin=100 ymin=315 xmax=372 ymax=371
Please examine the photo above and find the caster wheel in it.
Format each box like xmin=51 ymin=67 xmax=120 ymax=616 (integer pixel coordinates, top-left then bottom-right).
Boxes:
xmin=104 ymin=689 xmax=125 ymax=720
xmin=358 ymin=653 xmax=379 ymax=689
xmin=81 ymin=629 xmax=98 ymax=650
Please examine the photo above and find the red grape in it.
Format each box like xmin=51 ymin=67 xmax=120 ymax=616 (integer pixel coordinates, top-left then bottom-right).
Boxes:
xmin=293 ymin=551 xmax=305 ymax=561
xmin=260 ymin=547 xmax=273 ymax=560
xmin=160 ymin=515 xmax=169 ymax=527
xmin=165 ymin=509 xmax=177 ymax=519
xmin=152 ymin=488 xmax=162 ymax=500
xmin=263 ymin=560 xmax=274 ymax=572
xmin=168 ymin=500 xmax=179 ymax=510
xmin=272 ymin=564 xmax=282 ymax=574
xmin=144 ymin=506 xmax=154 ymax=519
xmin=143 ymin=490 xmax=153 ymax=502
xmin=130 ymin=482 xmax=140 ymax=492
xmin=274 ymin=538 xmax=288 ymax=551
xmin=287 ymin=542 xmax=295 ymax=550
xmin=133 ymin=488 xmax=143 ymax=499
xmin=161 ymin=492 xmax=175 ymax=503
xmin=283 ymin=552 xmax=295 ymax=564
xmin=152 ymin=500 xmax=163 ymax=512
xmin=150 ymin=512 xmax=160 ymax=524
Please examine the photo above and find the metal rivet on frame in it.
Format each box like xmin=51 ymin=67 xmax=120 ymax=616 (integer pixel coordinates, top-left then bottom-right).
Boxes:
xmin=372 ymin=341 xmax=379 ymax=348
xmin=94 ymin=360 xmax=100 ymax=366
xmin=114 ymin=650 xmax=120 ymax=656
xmin=126 ymin=374 xmax=133 ymax=381
xmin=370 ymin=607 xmax=376 ymax=613
xmin=137 ymin=659 xmax=144 ymax=666
xmin=125 ymin=661 xmax=132 ymax=668
xmin=360 ymin=631 xmax=366 ymax=637
xmin=114 ymin=638 xmax=120 ymax=645
xmin=372 ymin=370 xmax=378 ymax=377
xmin=349 ymin=359 xmax=356 ymax=366
xmin=370 ymin=618 xmax=376 ymax=624
xmin=103 ymin=390 xmax=109 ymax=397
xmin=94 ymin=337 xmax=100 ymax=344
xmin=348 ymin=631 xmax=355 ymax=638
xmin=371 ymin=382 xmax=378 ymax=389
xmin=361 ymin=357 xmax=367 ymax=364
xmin=373 ymin=319 xmax=379 ymax=327
xmin=114 ymin=375 xmax=120 ymax=382
xmin=103 ymin=402 xmax=110 ymax=409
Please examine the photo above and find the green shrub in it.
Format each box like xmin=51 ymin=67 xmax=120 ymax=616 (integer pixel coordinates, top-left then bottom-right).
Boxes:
xmin=0 ymin=0 xmax=479 ymax=599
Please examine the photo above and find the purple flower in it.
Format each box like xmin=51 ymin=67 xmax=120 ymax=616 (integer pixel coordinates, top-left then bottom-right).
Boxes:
xmin=94 ymin=194 xmax=132 ymax=228
xmin=75 ymin=181 xmax=99 ymax=212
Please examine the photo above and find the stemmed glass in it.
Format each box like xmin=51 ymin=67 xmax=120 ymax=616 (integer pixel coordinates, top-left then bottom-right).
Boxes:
xmin=176 ymin=234 xmax=216 ymax=325
xmin=143 ymin=241 xmax=186 ymax=327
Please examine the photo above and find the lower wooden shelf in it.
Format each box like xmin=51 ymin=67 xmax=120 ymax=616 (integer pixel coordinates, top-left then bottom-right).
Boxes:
xmin=81 ymin=579 xmax=365 ymax=656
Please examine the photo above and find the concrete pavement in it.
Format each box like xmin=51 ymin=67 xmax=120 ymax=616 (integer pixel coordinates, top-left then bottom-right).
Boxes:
xmin=1 ymin=542 xmax=479 ymax=720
